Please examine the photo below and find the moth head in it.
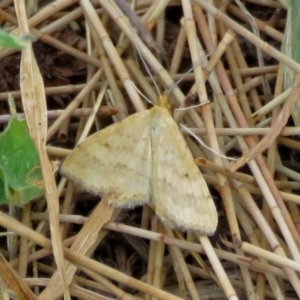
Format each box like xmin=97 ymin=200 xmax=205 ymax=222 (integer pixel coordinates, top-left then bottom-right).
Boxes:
xmin=156 ymin=94 xmax=171 ymax=113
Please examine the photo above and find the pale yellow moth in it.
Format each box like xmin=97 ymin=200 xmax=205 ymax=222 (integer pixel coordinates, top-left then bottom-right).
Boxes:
xmin=61 ymin=94 xmax=218 ymax=235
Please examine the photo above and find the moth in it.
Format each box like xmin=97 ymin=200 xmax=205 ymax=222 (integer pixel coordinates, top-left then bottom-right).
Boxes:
xmin=61 ymin=95 xmax=218 ymax=235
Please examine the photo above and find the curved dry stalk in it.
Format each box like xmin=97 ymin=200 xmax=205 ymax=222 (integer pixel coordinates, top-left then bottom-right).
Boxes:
xmin=228 ymin=75 xmax=300 ymax=172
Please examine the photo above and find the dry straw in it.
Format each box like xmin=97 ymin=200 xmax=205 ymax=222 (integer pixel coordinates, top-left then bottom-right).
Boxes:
xmin=1 ymin=0 xmax=300 ymax=299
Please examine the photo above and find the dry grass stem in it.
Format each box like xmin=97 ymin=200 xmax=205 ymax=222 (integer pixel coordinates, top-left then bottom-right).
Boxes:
xmin=1 ymin=1 xmax=300 ymax=299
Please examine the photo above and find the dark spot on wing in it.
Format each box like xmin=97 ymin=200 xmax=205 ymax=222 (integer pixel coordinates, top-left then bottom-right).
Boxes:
xmin=104 ymin=142 xmax=110 ymax=149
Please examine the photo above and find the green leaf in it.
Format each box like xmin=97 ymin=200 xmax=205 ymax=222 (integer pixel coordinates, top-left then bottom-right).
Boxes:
xmin=0 ymin=167 xmax=9 ymax=201
xmin=282 ymin=2 xmax=300 ymax=127
xmin=0 ymin=116 xmax=44 ymax=206
xmin=0 ymin=29 xmax=32 ymax=50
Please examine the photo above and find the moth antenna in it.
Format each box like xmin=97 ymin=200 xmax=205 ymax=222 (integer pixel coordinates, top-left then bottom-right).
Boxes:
xmin=135 ymin=45 xmax=161 ymax=97
xmin=132 ymin=81 xmax=155 ymax=106
xmin=167 ymin=52 xmax=212 ymax=96
xmin=174 ymin=102 xmax=209 ymax=112
xmin=180 ymin=124 xmax=236 ymax=161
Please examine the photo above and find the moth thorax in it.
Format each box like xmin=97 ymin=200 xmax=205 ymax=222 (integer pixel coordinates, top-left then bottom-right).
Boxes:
xmin=157 ymin=94 xmax=171 ymax=113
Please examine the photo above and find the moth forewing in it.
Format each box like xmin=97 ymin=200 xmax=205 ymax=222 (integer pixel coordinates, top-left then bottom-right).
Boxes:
xmin=61 ymin=67 xmax=218 ymax=234
xmin=61 ymin=96 xmax=218 ymax=233
xmin=150 ymin=105 xmax=218 ymax=234
xmin=61 ymin=109 xmax=152 ymax=208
